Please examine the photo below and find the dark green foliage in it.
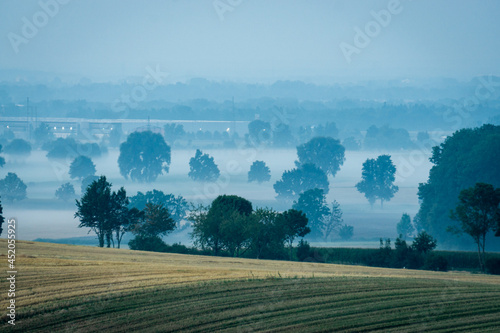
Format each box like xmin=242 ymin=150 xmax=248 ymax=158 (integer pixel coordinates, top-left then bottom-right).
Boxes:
xmin=450 ymin=182 xmax=500 ymax=271
xmin=486 ymin=258 xmax=500 ymax=275
xmin=190 ymin=195 xmax=253 ymax=256
xmin=249 ymin=208 xmax=286 ymax=260
xmin=118 ymin=131 xmax=171 ymax=182
xmin=274 ymin=163 xmax=329 ymax=201
xmin=188 ymin=149 xmax=220 ymax=182
xmin=75 ymin=176 xmax=139 ymax=248
xmin=364 ymin=125 xmax=413 ymax=150
xmin=129 ymin=190 xmax=188 ymax=227
xmin=296 ymin=239 xmax=324 ymax=262
xmin=69 ymin=155 xmax=96 ymax=180
xmin=292 ymin=188 xmax=330 ymax=239
xmin=356 ymin=155 xmax=398 ymax=208
xmin=55 ymin=183 xmax=76 ymax=202
xmin=0 ymin=172 xmax=27 ymax=202
xmin=4 ymin=138 xmax=31 ymax=156
xmin=423 ymin=254 xmax=449 ymax=272
xmin=131 ymin=203 xmax=175 ymax=238
xmin=416 ymin=124 xmax=500 ymax=246
xmin=248 ymin=160 xmax=271 ymax=183
xmin=44 ymin=137 xmax=101 ymax=159
xmin=248 ymin=120 xmax=271 ymax=145
xmin=338 ymin=224 xmax=354 ymax=240
xmin=296 ymin=137 xmax=345 ymax=177
xmin=128 ymin=235 xmax=167 ymax=252
xmin=278 ymin=209 xmax=310 ymax=260
xmin=412 ymin=231 xmax=437 ymax=254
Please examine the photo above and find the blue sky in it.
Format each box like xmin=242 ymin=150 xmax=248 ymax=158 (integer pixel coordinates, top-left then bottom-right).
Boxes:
xmin=1 ymin=0 xmax=499 ymax=83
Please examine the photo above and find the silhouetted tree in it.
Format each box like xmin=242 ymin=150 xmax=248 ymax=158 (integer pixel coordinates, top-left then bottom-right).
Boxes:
xmin=55 ymin=183 xmax=76 ymax=202
xmin=411 ymin=231 xmax=437 ymax=255
xmin=164 ymin=123 xmax=186 ymax=145
xmin=397 ymin=213 xmax=414 ymax=240
xmin=324 ymin=200 xmax=344 ymax=240
xmin=450 ymin=183 xmax=500 ymax=272
xmin=416 ymin=125 xmax=500 ymax=246
xmin=33 ymin=122 xmax=54 ymax=146
xmin=131 ymin=203 xmax=175 ymax=239
xmin=292 ymin=188 xmax=330 ymax=239
xmin=296 ymin=137 xmax=345 ymax=177
xmin=250 ymin=207 xmax=286 ymax=259
xmin=75 ymin=176 xmax=113 ymax=247
xmin=69 ymin=156 xmax=96 ymax=180
xmin=277 ymin=209 xmax=310 ymax=260
xmin=356 ymin=155 xmax=398 ymax=208
xmin=118 ymin=131 xmax=171 ymax=182
xmin=0 ymin=173 xmax=27 ymax=202
xmin=188 ymin=149 xmax=220 ymax=182
xmin=274 ymin=163 xmax=329 ymax=201
xmin=248 ymin=160 xmax=271 ymax=183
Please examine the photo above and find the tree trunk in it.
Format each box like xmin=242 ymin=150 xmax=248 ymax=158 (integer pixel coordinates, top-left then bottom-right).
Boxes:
xmin=477 ymin=240 xmax=484 ymax=272
xmin=98 ymin=233 xmax=104 ymax=248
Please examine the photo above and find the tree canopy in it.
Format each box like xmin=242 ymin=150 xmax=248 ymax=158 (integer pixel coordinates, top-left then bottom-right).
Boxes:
xmin=296 ymin=137 xmax=345 ymax=177
xmin=0 ymin=173 xmax=27 ymax=202
xmin=450 ymin=183 xmax=500 ymax=271
xmin=356 ymin=155 xmax=398 ymax=208
xmin=129 ymin=190 xmax=189 ymax=227
xmin=69 ymin=156 xmax=96 ymax=180
xmin=248 ymin=120 xmax=271 ymax=145
xmin=248 ymin=160 xmax=271 ymax=183
xmin=416 ymin=124 xmax=500 ymax=246
xmin=188 ymin=149 xmax=220 ymax=182
xmin=292 ymin=188 xmax=330 ymax=239
xmin=55 ymin=183 xmax=76 ymax=202
xmin=274 ymin=163 xmax=329 ymax=201
xmin=118 ymin=131 xmax=171 ymax=182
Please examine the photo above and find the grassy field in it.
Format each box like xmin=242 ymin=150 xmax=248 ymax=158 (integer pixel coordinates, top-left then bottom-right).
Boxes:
xmin=2 ymin=240 xmax=500 ymax=332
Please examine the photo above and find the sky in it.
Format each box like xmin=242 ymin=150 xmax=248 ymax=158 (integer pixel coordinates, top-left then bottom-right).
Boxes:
xmin=0 ymin=0 xmax=499 ymax=83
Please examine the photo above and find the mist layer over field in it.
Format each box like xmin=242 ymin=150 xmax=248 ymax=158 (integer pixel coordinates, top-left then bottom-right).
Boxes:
xmin=3 ymin=147 xmax=432 ymax=246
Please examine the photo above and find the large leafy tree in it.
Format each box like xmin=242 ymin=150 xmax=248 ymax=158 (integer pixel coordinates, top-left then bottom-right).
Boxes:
xmin=189 ymin=195 xmax=253 ymax=256
xmin=75 ymin=176 xmax=113 ymax=248
xmin=69 ymin=155 xmax=96 ymax=180
xmin=274 ymin=163 xmax=329 ymax=201
xmin=248 ymin=160 xmax=271 ymax=183
xmin=118 ymin=131 xmax=171 ymax=182
xmin=356 ymin=155 xmax=398 ymax=208
xmin=250 ymin=208 xmax=286 ymax=259
xmin=296 ymin=137 xmax=345 ymax=177
xmin=450 ymin=183 xmax=500 ymax=272
xmin=292 ymin=188 xmax=330 ymax=239
xmin=75 ymin=176 xmax=138 ymax=248
xmin=188 ymin=149 xmax=220 ymax=182
xmin=0 ymin=173 xmax=27 ymax=202
xmin=416 ymin=125 xmax=500 ymax=246
xmin=277 ymin=209 xmax=310 ymax=260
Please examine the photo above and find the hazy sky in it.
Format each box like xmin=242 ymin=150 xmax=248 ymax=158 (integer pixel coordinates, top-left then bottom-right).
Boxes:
xmin=1 ymin=0 xmax=499 ymax=83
